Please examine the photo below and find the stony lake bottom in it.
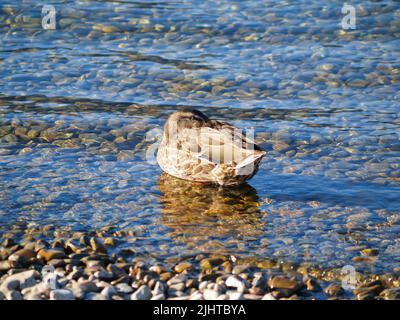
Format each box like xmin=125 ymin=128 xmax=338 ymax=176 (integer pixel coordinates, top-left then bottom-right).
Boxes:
xmin=0 ymin=0 xmax=399 ymax=285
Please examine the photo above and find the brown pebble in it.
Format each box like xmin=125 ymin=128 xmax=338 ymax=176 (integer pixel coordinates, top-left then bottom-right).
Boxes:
xmin=325 ymin=283 xmax=344 ymax=297
xmin=8 ymin=249 xmax=36 ymax=264
xmin=268 ymin=276 xmax=302 ymax=298
xmin=104 ymin=237 xmax=117 ymax=247
xmin=200 ymin=257 xmax=224 ymax=270
xmin=379 ymin=288 xmax=400 ymax=300
xmin=48 ymin=259 xmax=66 ymax=268
xmin=37 ymin=249 xmax=66 ymax=261
xmin=353 ymin=280 xmax=384 ymax=296
xmin=221 ymin=261 xmax=232 ymax=273
xmin=186 ymin=279 xmax=198 ymax=289
xmin=79 ymin=235 xmax=91 ymax=247
xmin=361 ymin=248 xmax=379 ymax=256
xmin=51 ymin=239 xmax=65 ymax=249
xmin=0 ymin=260 xmax=16 ymax=271
xmin=268 ymin=276 xmax=300 ymax=290
xmin=257 ymin=260 xmax=277 ymax=269
xmin=2 ymin=238 xmax=15 ymax=248
xmin=110 ymin=275 xmax=130 ymax=285
xmin=90 ymin=237 xmax=107 ymax=254
xmin=352 ymin=256 xmax=377 ymax=263
xmin=249 ymin=286 xmax=266 ymax=295
xmin=305 ymin=278 xmax=322 ymax=292
xmin=34 ymin=240 xmax=49 ymax=252
xmin=149 ymin=265 xmax=165 ymax=274
xmin=243 ymin=293 xmax=262 ymax=300
xmin=160 ymin=272 xmax=173 ymax=282
xmin=174 ymin=262 xmax=193 ymax=273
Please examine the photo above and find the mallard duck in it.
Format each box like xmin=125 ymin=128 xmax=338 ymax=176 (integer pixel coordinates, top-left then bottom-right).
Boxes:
xmin=157 ymin=109 xmax=266 ymax=186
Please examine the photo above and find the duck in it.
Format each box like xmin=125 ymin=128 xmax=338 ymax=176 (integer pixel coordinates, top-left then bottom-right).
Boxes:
xmin=157 ymin=109 xmax=266 ymax=186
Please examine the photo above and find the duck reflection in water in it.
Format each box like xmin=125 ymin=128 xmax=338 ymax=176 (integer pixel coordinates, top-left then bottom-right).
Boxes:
xmin=157 ymin=173 xmax=265 ymax=251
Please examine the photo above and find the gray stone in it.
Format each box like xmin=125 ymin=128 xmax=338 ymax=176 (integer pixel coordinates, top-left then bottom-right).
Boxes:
xmin=0 ymin=270 xmax=38 ymax=292
xmin=243 ymin=293 xmax=262 ymax=300
xmin=169 ymin=282 xmax=185 ymax=292
xmin=167 ymin=274 xmax=187 ymax=286
xmin=252 ymin=274 xmax=268 ymax=289
xmin=152 ymin=281 xmax=167 ymax=296
xmin=101 ymin=286 xmax=117 ymax=299
xmin=6 ymin=290 xmax=23 ymax=300
xmin=67 ymin=268 xmax=84 ymax=281
xmin=85 ymin=292 xmax=108 ymax=300
xmin=325 ymin=283 xmax=344 ymax=297
xmin=131 ymin=285 xmax=152 ymax=300
xmin=115 ymin=283 xmax=133 ymax=294
xmin=21 ymin=282 xmax=49 ymax=297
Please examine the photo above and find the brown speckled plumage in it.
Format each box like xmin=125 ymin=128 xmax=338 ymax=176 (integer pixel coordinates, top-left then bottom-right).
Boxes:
xmin=157 ymin=109 xmax=266 ymax=186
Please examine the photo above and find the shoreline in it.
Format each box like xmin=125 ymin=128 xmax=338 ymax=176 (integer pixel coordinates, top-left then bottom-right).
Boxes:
xmin=1 ymin=226 xmax=399 ymax=300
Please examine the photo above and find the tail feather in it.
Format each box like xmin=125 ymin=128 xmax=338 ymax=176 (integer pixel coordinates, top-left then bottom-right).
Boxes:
xmin=235 ymin=151 xmax=266 ymax=176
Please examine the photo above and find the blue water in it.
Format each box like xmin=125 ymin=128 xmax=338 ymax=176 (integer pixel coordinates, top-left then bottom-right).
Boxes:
xmin=0 ymin=0 xmax=399 ymax=275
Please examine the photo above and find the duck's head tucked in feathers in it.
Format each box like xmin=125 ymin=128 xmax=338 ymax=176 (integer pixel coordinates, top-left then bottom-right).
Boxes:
xmin=163 ymin=109 xmax=209 ymax=143
xmin=157 ymin=109 xmax=266 ymax=186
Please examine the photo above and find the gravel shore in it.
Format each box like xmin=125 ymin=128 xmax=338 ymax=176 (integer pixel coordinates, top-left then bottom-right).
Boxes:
xmin=1 ymin=226 xmax=399 ymax=300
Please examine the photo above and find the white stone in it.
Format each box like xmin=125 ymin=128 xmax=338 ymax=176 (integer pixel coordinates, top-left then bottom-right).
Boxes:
xmin=199 ymin=281 xmax=209 ymax=291
xmin=50 ymin=289 xmax=75 ymax=300
xmin=115 ymin=283 xmax=133 ymax=294
xmin=85 ymin=292 xmax=108 ymax=300
xmin=262 ymin=293 xmax=277 ymax=300
xmin=21 ymin=282 xmax=48 ymax=297
xmin=151 ymin=293 xmax=165 ymax=300
xmin=168 ymin=295 xmax=190 ymax=300
xmin=24 ymin=292 xmax=43 ymax=300
xmin=6 ymin=290 xmax=22 ymax=300
xmin=167 ymin=274 xmax=187 ymax=286
xmin=227 ymin=291 xmax=244 ymax=300
xmin=203 ymin=289 xmax=219 ymax=300
xmin=190 ymin=291 xmax=203 ymax=300
xmin=0 ymin=270 xmax=37 ymax=292
xmin=131 ymin=285 xmax=152 ymax=300
xmin=70 ymin=285 xmax=84 ymax=299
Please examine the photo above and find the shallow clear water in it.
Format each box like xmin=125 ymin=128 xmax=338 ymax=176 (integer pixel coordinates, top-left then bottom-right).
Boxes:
xmin=0 ymin=0 xmax=399 ymax=275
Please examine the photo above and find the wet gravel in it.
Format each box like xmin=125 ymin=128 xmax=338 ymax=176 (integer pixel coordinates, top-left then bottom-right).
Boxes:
xmin=0 ymin=225 xmax=399 ymax=300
